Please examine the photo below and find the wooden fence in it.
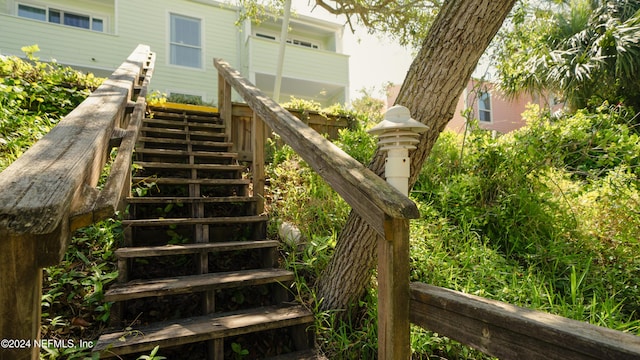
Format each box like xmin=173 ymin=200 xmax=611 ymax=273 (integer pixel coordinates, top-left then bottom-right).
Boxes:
xmin=410 ymin=283 xmax=640 ymax=359
xmin=228 ymin=102 xmax=350 ymax=161
xmin=215 ymin=58 xmax=419 ymax=360
xmin=0 ymin=44 xmax=155 ymax=360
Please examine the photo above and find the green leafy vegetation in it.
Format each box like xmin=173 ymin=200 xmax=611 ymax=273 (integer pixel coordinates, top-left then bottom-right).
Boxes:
xmin=268 ymin=100 xmax=640 ymax=358
xmin=0 ymin=45 xmax=102 ymax=171
xmin=4 ymin=41 xmax=639 ymax=359
xmin=497 ymin=0 xmax=640 ymax=112
xmin=40 ymin=218 xmax=122 ymax=360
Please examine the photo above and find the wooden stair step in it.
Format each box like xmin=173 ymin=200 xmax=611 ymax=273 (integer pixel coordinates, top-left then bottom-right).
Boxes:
xmin=134 ymin=162 xmax=244 ymax=171
xmin=122 ymin=215 xmax=268 ymax=226
xmin=92 ymin=305 xmax=314 ymax=356
xmin=134 ymin=149 xmax=237 ymax=158
xmin=132 ymin=177 xmax=249 ymax=186
xmin=125 ymin=196 xmax=256 ymax=204
xmin=143 ymin=118 xmax=224 ymax=129
xmin=115 ymin=240 xmax=278 ymax=258
xmin=137 ymin=136 xmax=232 ymax=147
xmin=105 ymin=268 xmax=293 ymax=302
xmin=143 ymin=116 xmax=225 ymax=129
xmin=141 ymin=127 xmax=226 ymax=137
xmin=148 ymin=109 xmax=220 ymax=121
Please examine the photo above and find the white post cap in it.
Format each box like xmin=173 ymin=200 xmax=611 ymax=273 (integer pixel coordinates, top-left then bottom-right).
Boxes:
xmin=367 ymin=105 xmax=428 ymax=136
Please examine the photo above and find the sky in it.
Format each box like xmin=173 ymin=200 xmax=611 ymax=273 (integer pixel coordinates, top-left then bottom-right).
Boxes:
xmin=292 ymin=1 xmax=415 ymax=101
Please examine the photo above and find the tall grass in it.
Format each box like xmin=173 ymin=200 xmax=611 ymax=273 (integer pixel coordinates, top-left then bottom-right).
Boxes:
xmin=267 ymin=102 xmax=640 ymax=359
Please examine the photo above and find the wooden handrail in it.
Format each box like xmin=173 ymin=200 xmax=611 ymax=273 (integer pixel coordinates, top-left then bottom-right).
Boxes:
xmin=70 ymin=51 xmax=156 ymax=232
xmin=410 ymin=282 xmax=640 ymax=360
xmin=214 ymin=58 xmax=419 ymax=236
xmin=0 ymin=44 xmax=154 ymax=360
xmin=215 ymin=58 xmax=415 ymax=359
xmin=0 ymin=44 xmax=153 ymax=248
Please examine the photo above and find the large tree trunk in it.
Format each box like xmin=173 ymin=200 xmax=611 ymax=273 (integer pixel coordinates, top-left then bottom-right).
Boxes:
xmin=317 ymin=0 xmax=517 ymax=315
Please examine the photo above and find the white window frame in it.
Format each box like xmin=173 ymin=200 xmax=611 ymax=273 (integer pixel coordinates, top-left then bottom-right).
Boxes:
xmin=287 ymin=38 xmax=320 ymax=49
xmin=254 ymin=31 xmax=321 ymax=50
xmin=169 ymin=13 xmax=204 ymax=70
xmin=16 ymin=2 xmax=108 ymax=33
xmin=478 ymin=91 xmax=492 ymax=123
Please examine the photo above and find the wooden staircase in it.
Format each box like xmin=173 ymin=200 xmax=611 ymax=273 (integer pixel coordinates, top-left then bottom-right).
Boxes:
xmin=93 ymin=106 xmax=320 ymax=359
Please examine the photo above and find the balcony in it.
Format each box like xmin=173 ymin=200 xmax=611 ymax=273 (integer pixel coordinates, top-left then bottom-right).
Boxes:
xmin=246 ymin=36 xmax=350 ymax=104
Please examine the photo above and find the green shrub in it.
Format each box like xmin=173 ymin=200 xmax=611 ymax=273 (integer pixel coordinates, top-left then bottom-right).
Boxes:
xmin=0 ymin=45 xmax=103 ymax=170
xmin=414 ymin=104 xmax=640 ymax=326
xmin=270 ymin=100 xmax=640 ymax=358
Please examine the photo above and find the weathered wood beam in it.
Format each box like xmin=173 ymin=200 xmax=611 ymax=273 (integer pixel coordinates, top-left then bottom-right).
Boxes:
xmin=410 ymin=282 xmax=640 ymax=360
xmin=378 ymin=217 xmax=411 ymax=359
xmin=252 ymin=113 xmax=266 ymax=215
xmin=0 ymin=44 xmax=153 ymax=360
xmin=0 ymin=45 xmax=151 ymax=257
xmin=70 ymin=52 xmax=156 ymax=231
xmin=214 ymin=59 xmax=419 ymax=236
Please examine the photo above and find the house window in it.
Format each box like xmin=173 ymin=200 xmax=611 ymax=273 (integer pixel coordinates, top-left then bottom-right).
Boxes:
xmin=48 ymin=10 xmax=60 ymax=23
xmin=478 ymin=91 xmax=492 ymax=122
xmin=287 ymin=39 xmax=319 ymax=49
xmin=256 ymin=33 xmax=276 ymax=40
xmin=92 ymin=18 xmax=103 ymax=32
xmin=255 ymin=32 xmax=320 ymax=49
xmin=18 ymin=4 xmax=45 ymax=21
xmin=17 ymin=4 xmax=105 ymax=32
xmin=170 ymin=14 xmax=202 ymax=68
xmin=63 ymin=12 xmax=91 ymax=29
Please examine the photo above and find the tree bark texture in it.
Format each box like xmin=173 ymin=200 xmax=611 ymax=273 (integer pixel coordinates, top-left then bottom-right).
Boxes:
xmin=317 ymin=0 xmax=517 ymax=315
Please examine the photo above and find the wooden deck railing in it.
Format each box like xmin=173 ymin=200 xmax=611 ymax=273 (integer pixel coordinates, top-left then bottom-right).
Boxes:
xmin=0 ymin=44 xmax=155 ymax=360
xmin=410 ymin=283 xmax=640 ymax=359
xmin=228 ymin=102 xmax=351 ymax=161
xmin=215 ymin=58 xmax=640 ymax=360
xmin=214 ymin=58 xmax=420 ymax=359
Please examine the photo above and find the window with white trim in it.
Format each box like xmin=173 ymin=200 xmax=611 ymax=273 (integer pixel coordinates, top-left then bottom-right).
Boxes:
xmin=170 ymin=13 xmax=202 ymax=69
xmin=478 ymin=91 xmax=492 ymax=122
xmin=17 ymin=3 xmax=105 ymax=32
xmin=255 ymin=32 xmax=320 ymax=49
xmin=256 ymin=33 xmax=276 ymax=40
xmin=286 ymin=38 xmax=319 ymax=49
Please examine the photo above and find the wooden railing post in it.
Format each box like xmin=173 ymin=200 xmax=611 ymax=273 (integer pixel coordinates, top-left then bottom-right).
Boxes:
xmin=218 ymin=74 xmax=232 ymax=141
xmin=252 ymin=113 xmax=266 ymax=214
xmin=0 ymin=232 xmax=43 ymax=360
xmin=214 ymin=59 xmax=421 ymax=360
xmin=378 ymin=217 xmax=411 ymax=360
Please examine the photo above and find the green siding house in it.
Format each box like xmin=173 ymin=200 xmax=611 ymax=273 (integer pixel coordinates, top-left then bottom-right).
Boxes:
xmin=0 ymin=0 xmax=349 ymax=105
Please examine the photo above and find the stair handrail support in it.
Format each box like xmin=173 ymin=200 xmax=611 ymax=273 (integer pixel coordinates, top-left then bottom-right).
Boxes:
xmin=214 ymin=58 xmax=418 ymax=360
xmin=0 ymin=44 xmax=154 ymax=359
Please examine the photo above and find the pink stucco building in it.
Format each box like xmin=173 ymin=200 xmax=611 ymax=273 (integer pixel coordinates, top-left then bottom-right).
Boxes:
xmin=387 ymin=79 xmax=562 ymax=134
